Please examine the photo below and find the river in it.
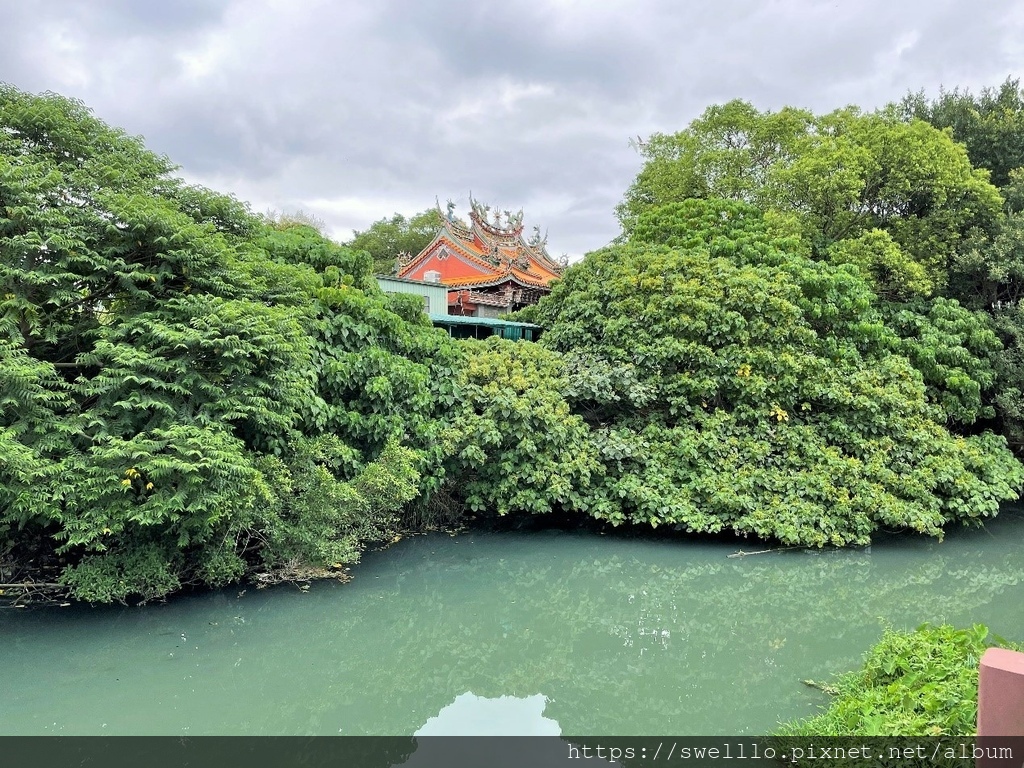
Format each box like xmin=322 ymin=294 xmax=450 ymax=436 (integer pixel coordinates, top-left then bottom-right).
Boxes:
xmin=3 ymin=509 xmax=1023 ymax=736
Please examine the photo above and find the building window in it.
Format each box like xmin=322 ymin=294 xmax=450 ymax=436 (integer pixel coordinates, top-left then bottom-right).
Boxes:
xmin=424 ymin=296 xmax=430 ymax=312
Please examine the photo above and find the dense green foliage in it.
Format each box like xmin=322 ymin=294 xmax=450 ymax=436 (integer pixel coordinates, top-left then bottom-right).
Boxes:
xmin=0 ymin=86 xmax=460 ymax=601
xmin=6 ymin=79 xmax=1024 ymax=602
xmin=448 ymin=338 xmax=600 ymax=516
xmin=522 ymin=199 xmax=1023 ymax=545
xmin=346 ymin=209 xmax=437 ymax=275
xmin=779 ymin=624 xmax=1021 ymax=736
xmin=600 ymin=90 xmax=1024 ymax=542
xmin=614 ymin=98 xmax=1021 ymax=439
xmin=899 ymin=78 xmax=1024 ymax=189
xmin=618 ymin=100 xmax=1002 ymax=286
xmin=901 ymin=80 xmax=1024 ymax=452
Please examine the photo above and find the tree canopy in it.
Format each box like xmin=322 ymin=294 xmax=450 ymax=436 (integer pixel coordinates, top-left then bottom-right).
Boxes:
xmin=0 ymin=86 xmax=459 ymax=601
xmin=346 ymin=209 xmax=438 ymax=275
xmin=525 ymin=199 xmax=1023 ymax=546
xmin=619 ymin=100 xmax=1002 ymax=295
xmin=898 ymin=77 xmax=1024 ymax=190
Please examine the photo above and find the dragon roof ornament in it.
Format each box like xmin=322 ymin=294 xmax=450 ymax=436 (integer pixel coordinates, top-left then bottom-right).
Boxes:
xmin=468 ymin=194 xmax=524 ymax=237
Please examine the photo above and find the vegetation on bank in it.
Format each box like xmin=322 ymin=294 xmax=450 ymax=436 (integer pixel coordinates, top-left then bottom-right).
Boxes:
xmin=0 ymin=85 xmax=462 ymax=602
xmin=5 ymin=79 xmax=1024 ymax=602
xmin=778 ymin=624 xmax=1022 ymax=736
xmin=521 ymin=200 xmax=1022 ymax=545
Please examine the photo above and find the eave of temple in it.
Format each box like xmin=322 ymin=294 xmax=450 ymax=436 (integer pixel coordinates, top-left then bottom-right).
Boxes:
xmin=444 ymin=267 xmax=550 ymax=289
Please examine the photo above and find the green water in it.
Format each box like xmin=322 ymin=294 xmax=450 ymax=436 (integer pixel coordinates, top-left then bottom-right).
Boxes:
xmin=3 ymin=511 xmax=1024 ymax=736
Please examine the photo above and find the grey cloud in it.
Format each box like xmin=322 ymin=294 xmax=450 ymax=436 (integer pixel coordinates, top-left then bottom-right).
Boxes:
xmin=71 ymin=0 xmax=227 ymax=36
xmin=3 ymin=0 xmax=1023 ymax=259
xmin=369 ymin=0 xmax=651 ymax=94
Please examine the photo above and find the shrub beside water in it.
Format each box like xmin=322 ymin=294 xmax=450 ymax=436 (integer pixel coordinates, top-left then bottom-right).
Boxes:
xmin=778 ymin=624 xmax=1022 ymax=736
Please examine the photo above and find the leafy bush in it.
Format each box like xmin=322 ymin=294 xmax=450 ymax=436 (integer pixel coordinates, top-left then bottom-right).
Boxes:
xmin=447 ymin=338 xmax=601 ymax=516
xmin=779 ymin=624 xmax=1021 ymax=736
xmin=528 ymin=200 xmax=1024 ymax=545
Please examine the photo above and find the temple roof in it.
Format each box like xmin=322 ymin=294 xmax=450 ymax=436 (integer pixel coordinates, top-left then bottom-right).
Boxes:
xmin=396 ymin=198 xmax=565 ymax=290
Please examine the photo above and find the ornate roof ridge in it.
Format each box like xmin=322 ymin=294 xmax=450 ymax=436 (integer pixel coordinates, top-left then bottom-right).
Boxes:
xmin=468 ymin=194 xmax=525 ymax=240
xmin=397 ymin=225 xmax=493 ymax=277
xmin=416 ymin=195 xmax=566 ymax=277
xmin=435 ymin=198 xmax=473 ymax=239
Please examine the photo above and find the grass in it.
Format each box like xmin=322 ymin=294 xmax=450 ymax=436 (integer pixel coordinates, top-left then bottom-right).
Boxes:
xmin=777 ymin=624 xmax=1021 ymax=736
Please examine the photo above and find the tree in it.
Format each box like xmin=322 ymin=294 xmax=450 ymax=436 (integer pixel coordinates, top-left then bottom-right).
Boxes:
xmin=950 ymin=212 xmax=1024 ymax=449
xmin=898 ymin=80 xmax=1024 ymax=453
xmin=898 ymin=77 xmax=1024 ymax=189
xmin=619 ymin=101 xmax=1002 ymax=293
xmin=528 ymin=200 xmax=1023 ymax=546
xmin=618 ymin=100 xmax=812 ymax=229
xmin=0 ymin=85 xmax=457 ymax=601
xmin=264 ymin=208 xmax=327 ymax=233
xmin=347 ymin=209 xmax=439 ymax=275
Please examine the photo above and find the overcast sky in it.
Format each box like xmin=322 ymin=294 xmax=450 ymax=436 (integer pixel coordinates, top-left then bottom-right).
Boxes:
xmin=3 ymin=0 xmax=1023 ymax=259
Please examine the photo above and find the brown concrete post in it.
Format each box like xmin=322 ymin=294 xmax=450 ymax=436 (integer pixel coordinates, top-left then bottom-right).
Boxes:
xmin=977 ymin=647 xmax=1024 ymax=768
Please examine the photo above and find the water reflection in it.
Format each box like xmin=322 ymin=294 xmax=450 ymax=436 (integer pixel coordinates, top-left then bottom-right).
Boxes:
xmin=415 ymin=693 xmax=560 ymax=735
xmin=3 ymin=510 xmax=1023 ymax=735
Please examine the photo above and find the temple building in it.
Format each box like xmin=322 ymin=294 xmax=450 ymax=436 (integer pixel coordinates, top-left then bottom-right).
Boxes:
xmin=396 ymin=198 xmax=565 ymax=317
